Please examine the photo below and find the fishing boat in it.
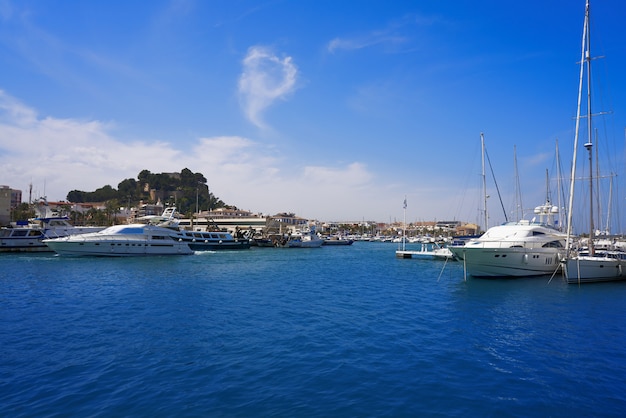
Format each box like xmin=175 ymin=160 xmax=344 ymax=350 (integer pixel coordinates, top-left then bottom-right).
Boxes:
xmin=561 ymin=0 xmax=626 ymax=284
xmin=43 ymin=224 xmax=194 ymax=256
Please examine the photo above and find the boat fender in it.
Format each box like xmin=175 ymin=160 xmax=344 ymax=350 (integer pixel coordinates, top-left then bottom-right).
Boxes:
xmin=219 ymin=240 xmax=223 ymax=244
xmin=523 ymin=254 xmax=529 ymax=264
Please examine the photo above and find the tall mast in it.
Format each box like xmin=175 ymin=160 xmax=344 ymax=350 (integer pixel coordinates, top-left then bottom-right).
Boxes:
xmin=584 ymin=0 xmax=594 ymax=256
xmin=565 ymin=0 xmax=590 ymax=253
xmin=514 ymin=145 xmax=523 ymax=221
xmin=555 ymin=139 xmax=564 ymax=231
xmin=481 ymin=132 xmax=488 ymax=231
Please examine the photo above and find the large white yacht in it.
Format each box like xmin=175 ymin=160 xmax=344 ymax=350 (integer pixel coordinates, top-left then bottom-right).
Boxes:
xmin=43 ymin=224 xmax=194 ymax=256
xmin=449 ymin=202 xmax=566 ymax=278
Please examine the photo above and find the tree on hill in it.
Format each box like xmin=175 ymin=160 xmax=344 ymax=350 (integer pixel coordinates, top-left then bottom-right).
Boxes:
xmin=65 ymin=168 xmax=227 ymax=214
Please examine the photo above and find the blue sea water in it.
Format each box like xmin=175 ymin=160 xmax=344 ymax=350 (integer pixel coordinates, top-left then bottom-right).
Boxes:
xmin=2 ymin=242 xmax=626 ymax=417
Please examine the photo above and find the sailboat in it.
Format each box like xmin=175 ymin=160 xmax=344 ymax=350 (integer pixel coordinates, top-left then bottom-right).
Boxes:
xmin=562 ymin=0 xmax=626 ymax=284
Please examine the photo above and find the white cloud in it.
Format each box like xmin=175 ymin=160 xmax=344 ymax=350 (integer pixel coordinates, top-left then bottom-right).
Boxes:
xmin=238 ymin=45 xmax=298 ymax=129
xmin=0 ymin=91 xmax=403 ymax=221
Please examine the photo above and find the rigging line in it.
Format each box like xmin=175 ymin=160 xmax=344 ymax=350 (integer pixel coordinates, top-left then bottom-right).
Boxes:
xmin=484 ymin=147 xmax=509 ymax=223
xmin=437 ymin=256 xmax=449 ymax=282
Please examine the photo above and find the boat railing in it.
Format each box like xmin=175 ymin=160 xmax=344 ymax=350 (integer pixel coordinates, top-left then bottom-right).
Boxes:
xmin=466 ymin=239 xmax=564 ymax=249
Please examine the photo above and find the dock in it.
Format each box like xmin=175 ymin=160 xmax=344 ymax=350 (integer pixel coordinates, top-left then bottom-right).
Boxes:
xmin=395 ymin=243 xmax=456 ymax=260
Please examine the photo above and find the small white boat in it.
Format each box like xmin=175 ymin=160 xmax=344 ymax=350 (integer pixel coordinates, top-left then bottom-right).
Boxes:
xmin=396 ymin=242 xmax=456 ymax=260
xmin=278 ymin=227 xmax=323 ymax=248
xmin=322 ymin=236 xmax=354 ymax=246
xmin=43 ymin=224 xmax=194 ymax=256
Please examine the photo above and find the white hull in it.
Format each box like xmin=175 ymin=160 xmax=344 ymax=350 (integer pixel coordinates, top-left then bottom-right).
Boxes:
xmin=43 ymin=224 xmax=193 ymax=256
xmin=564 ymin=256 xmax=626 ymax=284
xmin=452 ymin=247 xmax=562 ymax=277
xmin=45 ymin=240 xmax=193 ymax=256
xmin=286 ymin=238 xmax=324 ymax=248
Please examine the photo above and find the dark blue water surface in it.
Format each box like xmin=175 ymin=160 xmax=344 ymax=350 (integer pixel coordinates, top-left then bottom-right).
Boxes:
xmin=2 ymin=242 xmax=626 ymax=417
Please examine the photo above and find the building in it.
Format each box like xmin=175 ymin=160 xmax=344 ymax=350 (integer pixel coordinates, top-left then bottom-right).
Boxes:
xmin=178 ymin=208 xmax=269 ymax=233
xmin=0 ymin=186 xmax=22 ymax=225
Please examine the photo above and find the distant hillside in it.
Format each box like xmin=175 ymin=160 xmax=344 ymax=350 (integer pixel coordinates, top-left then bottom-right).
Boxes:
xmin=65 ymin=168 xmax=232 ymax=214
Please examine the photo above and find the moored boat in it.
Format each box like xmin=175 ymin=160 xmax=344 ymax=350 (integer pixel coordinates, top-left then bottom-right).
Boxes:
xmin=278 ymin=227 xmax=324 ymax=248
xmin=1 ymin=217 xmax=105 ymax=253
xmin=178 ymin=229 xmax=250 ymax=251
xmin=449 ymin=201 xmax=566 ymax=278
xmin=322 ymin=236 xmax=354 ymax=246
xmin=560 ymin=0 xmax=626 ymax=284
xmin=43 ymin=224 xmax=194 ymax=256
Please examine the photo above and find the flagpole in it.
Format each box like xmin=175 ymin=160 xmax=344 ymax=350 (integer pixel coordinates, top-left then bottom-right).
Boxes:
xmin=403 ymin=196 xmax=407 ymax=251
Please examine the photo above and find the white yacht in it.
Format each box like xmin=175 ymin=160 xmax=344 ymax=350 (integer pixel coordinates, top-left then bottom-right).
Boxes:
xmin=449 ymin=202 xmax=566 ymax=278
xmin=43 ymin=224 xmax=193 ymax=256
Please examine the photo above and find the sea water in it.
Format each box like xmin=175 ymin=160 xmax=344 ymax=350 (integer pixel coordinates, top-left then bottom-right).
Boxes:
xmin=1 ymin=242 xmax=626 ymax=417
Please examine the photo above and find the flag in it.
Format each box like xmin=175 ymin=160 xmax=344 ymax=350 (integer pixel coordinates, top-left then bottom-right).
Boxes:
xmin=403 ymin=198 xmax=407 ymax=209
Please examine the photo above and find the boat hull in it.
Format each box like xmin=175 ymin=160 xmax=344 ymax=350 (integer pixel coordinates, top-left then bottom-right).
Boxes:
xmin=564 ymin=256 xmax=626 ymax=284
xmin=186 ymin=240 xmax=250 ymax=251
xmin=44 ymin=239 xmax=193 ymax=256
xmin=1 ymin=238 xmax=51 ymax=252
xmin=451 ymin=247 xmax=562 ymax=277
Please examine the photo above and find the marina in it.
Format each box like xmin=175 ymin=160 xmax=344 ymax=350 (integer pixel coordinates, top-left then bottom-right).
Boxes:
xmin=2 ymin=1 xmax=626 ymax=414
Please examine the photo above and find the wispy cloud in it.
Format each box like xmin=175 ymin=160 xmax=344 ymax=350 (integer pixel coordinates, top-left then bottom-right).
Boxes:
xmin=238 ymin=45 xmax=298 ymax=129
xmin=326 ymin=13 xmax=443 ymax=54
xmin=327 ymin=32 xmax=407 ymax=54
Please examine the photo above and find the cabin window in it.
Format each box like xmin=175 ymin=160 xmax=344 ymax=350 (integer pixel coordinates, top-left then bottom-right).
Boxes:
xmin=542 ymin=241 xmax=564 ymax=248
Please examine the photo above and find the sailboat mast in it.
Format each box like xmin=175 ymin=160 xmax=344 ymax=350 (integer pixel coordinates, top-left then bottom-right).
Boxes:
xmin=481 ymin=133 xmax=488 ymax=231
xmin=514 ymin=145 xmax=523 ymax=221
xmin=584 ymin=0 xmax=595 ymax=256
xmin=565 ymin=0 xmax=590 ymax=253
xmin=556 ymin=139 xmax=564 ymax=231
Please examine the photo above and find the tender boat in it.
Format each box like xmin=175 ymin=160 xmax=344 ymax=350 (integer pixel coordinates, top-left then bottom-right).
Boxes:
xmin=43 ymin=224 xmax=194 ymax=256
xmin=449 ymin=201 xmax=566 ymax=278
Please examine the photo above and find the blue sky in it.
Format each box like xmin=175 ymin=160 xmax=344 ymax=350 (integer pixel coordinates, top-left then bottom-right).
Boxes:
xmin=1 ymin=0 xmax=625 ymax=232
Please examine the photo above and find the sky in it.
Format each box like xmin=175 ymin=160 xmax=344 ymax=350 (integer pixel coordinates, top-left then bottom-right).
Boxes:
xmin=1 ymin=0 xmax=626 ymax=232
